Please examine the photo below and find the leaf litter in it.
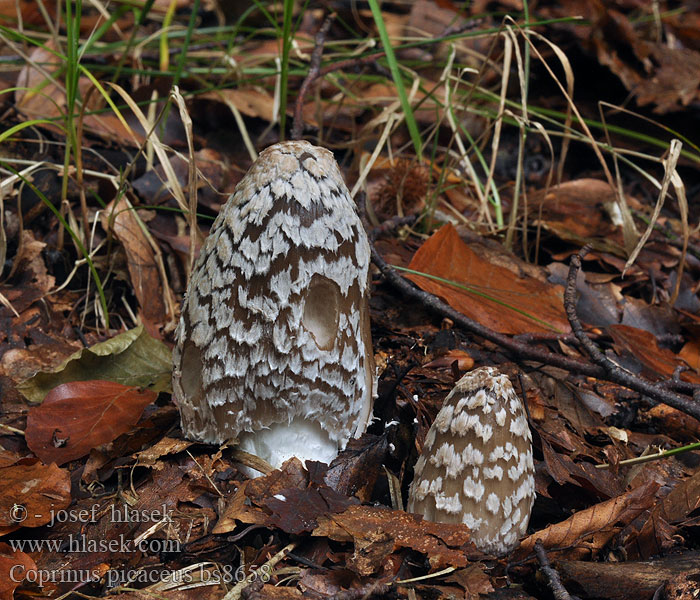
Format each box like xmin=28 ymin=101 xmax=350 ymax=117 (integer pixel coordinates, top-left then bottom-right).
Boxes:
xmin=1 ymin=2 xmax=700 ymax=600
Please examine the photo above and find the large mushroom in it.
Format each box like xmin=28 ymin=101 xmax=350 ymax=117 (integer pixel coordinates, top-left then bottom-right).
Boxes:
xmin=408 ymin=367 xmax=535 ymax=555
xmin=172 ymin=141 xmax=376 ymax=470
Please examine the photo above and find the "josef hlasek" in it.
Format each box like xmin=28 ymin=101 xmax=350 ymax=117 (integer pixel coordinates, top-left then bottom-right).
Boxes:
xmin=48 ymin=504 xmax=170 ymax=527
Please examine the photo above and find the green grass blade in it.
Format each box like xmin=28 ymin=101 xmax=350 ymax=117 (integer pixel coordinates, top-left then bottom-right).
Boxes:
xmin=278 ymin=0 xmax=294 ymax=139
xmin=111 ymin=0 xmax=156 ymax=83
xmin=4 ymin=165 xmax=110 ymax=329
xmin=0 ymin=119 xmax=53 ymax=143
xmin=394 ymin=265 xmax=564 ymax=333
xmin=367 ymin=0 xmax=422 ymax=160
xmin=172 ymin=0 xmax=200 ymax=87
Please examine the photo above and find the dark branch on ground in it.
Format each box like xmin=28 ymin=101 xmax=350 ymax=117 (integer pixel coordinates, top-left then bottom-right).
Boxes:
xmin=535 ymin=540 xmax=578 ymax=600
xmin=370 ymin=239 xmax=700 ymax=422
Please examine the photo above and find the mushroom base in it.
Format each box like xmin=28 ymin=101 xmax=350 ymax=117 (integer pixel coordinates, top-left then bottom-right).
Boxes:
xmin=237 ymin=417 xmax=340 ymax=475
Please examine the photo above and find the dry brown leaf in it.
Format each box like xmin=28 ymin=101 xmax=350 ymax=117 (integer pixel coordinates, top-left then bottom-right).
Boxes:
xmin=0 ymin=542 xmax=37 ymax=600
xmin=530 ymin=179 xmax=623 ymax=250
xmin=25 ymin=381 xmax=157 ymax=465
xmin=608 ymin=324 xmax=700 ymax=384
xmin=102 ymin=198 xmax=168 ymax=329
xmin=322 ymin=434 xmax=389 ymax=502
xmin=0 ymin=461 xmax=71 ymax=529
xmin=313 ymin=505 xmax=482 ymax=570
xmin=443 ymin=564 xmax=495 ymax=598
xmin=624 ymin=469 xmax=700 ymax=559
xmin=423 ymin=349 xmax=475 ymax=371
xmin=541 ymin=438 xmax=623 ymax=498
xmin=200 ymin=88 xmax=276 ymax=122
xmin=0 ymin=0 xmax=55 ymax=26
xmin=406 ymin=224 xmax=570 ymax=334
xmin=569 ymin=5 xmax=700 ymax=113
xmin=15 ymin=40 xmax=64 ymax=120
xmin=214 ymin=459 xmax=310 ymax=533
xmin=132 ymin=436 xmax=194 ymax=467
xmin=248 ymin=586 xmax=302 ymax=599
xmin=264 ymin=487 xmax=356 ymax=535
xmin=679 ymin=338 xmax=700 ymax=372
xmin=299 ymin=568 xmax=383 ymax=598
xmin=213 ymin=484 xmax=268 ymax=533
xmin=516 ymin=479 xmax=660 ymax=559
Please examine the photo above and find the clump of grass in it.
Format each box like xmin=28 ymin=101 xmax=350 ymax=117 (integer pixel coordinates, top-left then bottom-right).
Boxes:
xmin=0 ymin=2 xmax=691 ymax=333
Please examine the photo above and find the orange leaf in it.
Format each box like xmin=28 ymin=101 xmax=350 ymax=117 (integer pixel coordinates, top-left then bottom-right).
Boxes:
xmin=0 ymin=461 xmax=71 ymax=529
xmin=608 ymin=324 xmax=700 ymax=384
xmin=405 ymin=224 xmax=571 ymax=334
xmin=102 ymin=198 xmax=167 ymax=327
xmin=25 ymin=381 xmax=157 ymax=466
xmin=0 ymin=542 xmax=37 ymax=600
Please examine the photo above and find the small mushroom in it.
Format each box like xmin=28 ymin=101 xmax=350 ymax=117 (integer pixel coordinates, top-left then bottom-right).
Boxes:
xmin=408 ymin=367 xmax=535 ymax=555
xmin=172 ymin=141 xmax=376 ymax=470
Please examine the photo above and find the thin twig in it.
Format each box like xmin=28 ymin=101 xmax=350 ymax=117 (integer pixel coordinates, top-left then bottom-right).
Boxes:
xmin=563 ymin=245 xmax=615 ymax=366
xmin=292 ymin=49 xmax=387 ymax=137
xmin=292 ymin=13 xmax=386 ymax=139
xmin=369 ymin=214 xmax=418 ymax=241
xmin=534 ymin=540 xmax=577 ymax=600
xmin=291 ymin=14 xmax=335 ymax=141
xmin=222 ymin=542 xmax=296 ymax=600
xmin=563 ymin=245 xmax=700 ymax=419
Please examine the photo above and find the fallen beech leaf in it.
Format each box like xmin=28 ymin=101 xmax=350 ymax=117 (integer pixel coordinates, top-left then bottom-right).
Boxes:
xmin=101 ymin=198 xmax=169 ymax=328
xmin=443 ymin=564 xmax=494 ymax=597
xmin=348 ymin=529 xmax=395 ymax=576
xmin=214 ymin=458 xmax=310 ymax=533
xmin=624 ymin=469 xmax=700 ymax=559
xmin=18 ymin=325 xmax=172 ymax=403
xmin=246 ymin=585 xmax=302 ymax=599
xmin=264 ymin=487 xmax=355 ymax=535
xmin=541 ymin=438 xmax=623 ymax=498
xmin=679 ymin=338 xmax=700 ymax=372
xmin=0 ymin=542 xmax=37 ymax=600
xmin=25 ymin=381 xmax=157 ymax=465
xmin=300 ymin=568 xmax=379 ymax=598
xmin=213 ymin=479 xmax=270 ymax=533
xmin=405 ymin=224 xmax=570 ymax=334
xmin=0 ymin=461 xmax=71 ymax=528
xmin=322 ymin=434 xmax=389 ymax=501
xmin=215 ymin=459 xmax=357 ymax=536
xmin=516 ymin=479 xmax=660 ymax=559
xmin=529 ymin=179 xmax=624 ymax=252
xmin=608 ymin=324 xmax=700 ymax=384
xmin=133 ymin=436 xmax=194 ymax=467
xmin=313 ymin=504 xmax=482 ymax=570
xmin=14 ymin=40 xmax=135 ymax=143
xmin=0 ymin=0 xmax=54 ymax=26
xmin=423 ymin=349 xmax=475 ymax=370
xmin=15 ymin=41 xmax=64 ymax=121
xmin=200 ymin=88 xmax=276 ymax=122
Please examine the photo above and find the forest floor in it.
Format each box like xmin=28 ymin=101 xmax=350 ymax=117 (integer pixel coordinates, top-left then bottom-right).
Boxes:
xmin=1 ymin=2 xmax=700 ymax=599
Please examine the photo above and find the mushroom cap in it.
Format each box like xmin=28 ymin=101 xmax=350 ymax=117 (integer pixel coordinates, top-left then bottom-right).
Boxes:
xmin=408 ymin=367 xmax=535 ymax=555
xmin=172 ymin=141 xmax=376 ymax=468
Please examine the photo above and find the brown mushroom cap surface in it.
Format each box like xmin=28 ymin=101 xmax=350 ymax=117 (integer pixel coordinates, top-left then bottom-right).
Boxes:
xmin=408 ymin=367 xmax=535 ymax=555
xmin=172 ymin=141 xmax=375 ymax=469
